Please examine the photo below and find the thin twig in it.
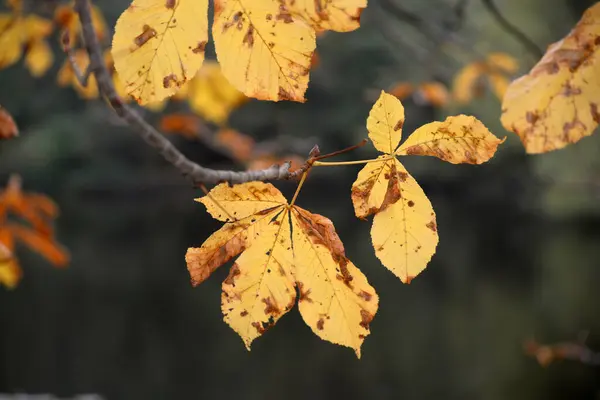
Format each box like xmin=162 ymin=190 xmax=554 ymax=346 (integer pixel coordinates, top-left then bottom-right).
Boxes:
xmin=61 ymin=30 xmax=92 ymax=86
xmin=73 ymin=0 xmax=292 ymax=185
xmin=481 ymin=0 xmax=543 ymax=59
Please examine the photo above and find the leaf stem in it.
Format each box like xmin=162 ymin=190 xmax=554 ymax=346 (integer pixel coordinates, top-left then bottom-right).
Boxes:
xmin=313 ymin=157 xmax=390 ymax=167
xmin=312 ymin=139 xmax=368 ymax=161
xmin=289 ymin=171 xmax=309 ymax=207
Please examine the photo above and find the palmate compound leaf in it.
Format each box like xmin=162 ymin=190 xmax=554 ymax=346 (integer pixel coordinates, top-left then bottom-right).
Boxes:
xmin=111 ymin=0 xmax=209 ymax=105
xmin=351 ymin=91 xmax=503 ymax=283
xmin=213 ymin=0 xmax=316 ymax=102
xmin=185 ymin=182 xmax=378 ymax=357
xmin=501 ymin=3 xmax=600 ymax=154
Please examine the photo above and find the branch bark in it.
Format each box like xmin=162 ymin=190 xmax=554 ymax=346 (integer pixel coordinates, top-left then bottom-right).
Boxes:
xmin=72 ymin=0 xmax=294 ymax=185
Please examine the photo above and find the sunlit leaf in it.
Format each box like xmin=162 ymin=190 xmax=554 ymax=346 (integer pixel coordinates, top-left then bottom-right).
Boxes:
xmin=501 ymin=3 xmax=600 ymax=153
xmin=0 ymin=14 xmax=53 ymax=71
xmin=112 ymin=0 xmax=209 ymax=105
xmin=185 ymin=62 xmax=247 ymax=125
xmin=186 ymin=182 xmax=378 ymax=356
xmin=283 ymin=0 xmax=367 ymax=32
xmin=213 ymin=0 xmax=316 ymax=102
xmin=25 ymin=39 xmax=53 ymax=77
xmin=352 ymin=91 xmax=501 ymax=282
xmin=396 ymin=114 xmax=504 ymax=164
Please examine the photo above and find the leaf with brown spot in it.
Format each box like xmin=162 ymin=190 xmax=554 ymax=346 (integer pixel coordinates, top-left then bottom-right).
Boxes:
xmin=352 ymin=91 xmax=500 ymax=283
xmin=501 ymin=3 xmax=600 ymax=153
xmin=396 ymin=115 xmax=504 ymax=164
xmin=283 ymin=0 xmax=367 ymax=32
xmin=213 ymin=0 xmax=316 ymax=102
xmin=112 ymin=0 xmax=209 ymax=104
xmin=186 ymin=182 xmax=378 ymax=357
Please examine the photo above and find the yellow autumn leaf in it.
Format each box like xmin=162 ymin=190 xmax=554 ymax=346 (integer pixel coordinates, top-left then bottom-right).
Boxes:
xmin=283 ymin=0 xmax=367 ymax=32
xmin=0 ymin=17 xmax=25 ymax=69
xmin=0 ymin=242 xmax=20 ymax=289
xmin=366 ymin=91 xmax=404 ymax=153
xmin=453 ymin=52 xmax=519 ymax=103
xmin=185 ymin=61 xmax=247 ymax=125
xmin=186 ymin=181 xmax=378 ymax=357
xmin=213 ymin=0 xmax=316 ymax=102
xmin=351 ymin=91 xmax=501 ymax=283
xmin=57 ymin=49 xmax=98 ymax=99
xmin=112 ymin=0 xmax=209 ymax=105
xmin=452 ymin=62 xmax=486 ymax=104
xmin=500 ymin=3 xmax=600 ymax=154
xmin=0 ymin=14 xmax=52 ymax=70
xmin=54 ymin=2 xmax=108 ymax=46
xmin=486 ymin=52 xmax=519 ymax=74
xmin=368 ymin=159 xmax=438 ymax=284
xmin=396 ymin=114 xmax=504 ymax=164
xmin=488 ymin=72 xmax=510 ymax=100
xmin=25 ymin=39 xmax=53 ymax=77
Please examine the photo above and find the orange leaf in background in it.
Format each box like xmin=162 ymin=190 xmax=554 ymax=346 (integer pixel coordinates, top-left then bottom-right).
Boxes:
xmin=246 ymin=155 xmax=278 ymax=171
xmin=159 ymin=114 xmax=201 ymax=140
xmin=7 ymin=223 xmax=68 ymax=266
xmin=453 ymin=52 xmax=519 ymax=103
xmin=415 ymin=82 xmax=450 ymax=107
xmin=388 ymin=82 xmax=449 ymax=107
xmin=0 ymin=175 xmax=69 ymax=288
xmin=0 ymin=106 xmax=18 ymax=139
xmin=389 ymin=82 xmax=414 ymax=100
xmin=501 ymin=3 xmax=600 ymax=153
xmin=215 ymin=128 xmax=255 ymax=162
xmin=523 ymin=338 xmax=600 ymax=367
xmin=54 ymin=2 xmax=108 ymax=45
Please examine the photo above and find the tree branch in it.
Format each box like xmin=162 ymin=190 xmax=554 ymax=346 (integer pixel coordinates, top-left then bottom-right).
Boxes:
xmin=72 ymin=0 xmax=294 ymax=185
xmin=481 ymin=0 xmax=543 ymax=59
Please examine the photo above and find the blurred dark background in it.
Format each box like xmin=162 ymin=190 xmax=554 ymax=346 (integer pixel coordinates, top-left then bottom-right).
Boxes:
xmin=1 ymin=0 xmax=599 ymax=398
